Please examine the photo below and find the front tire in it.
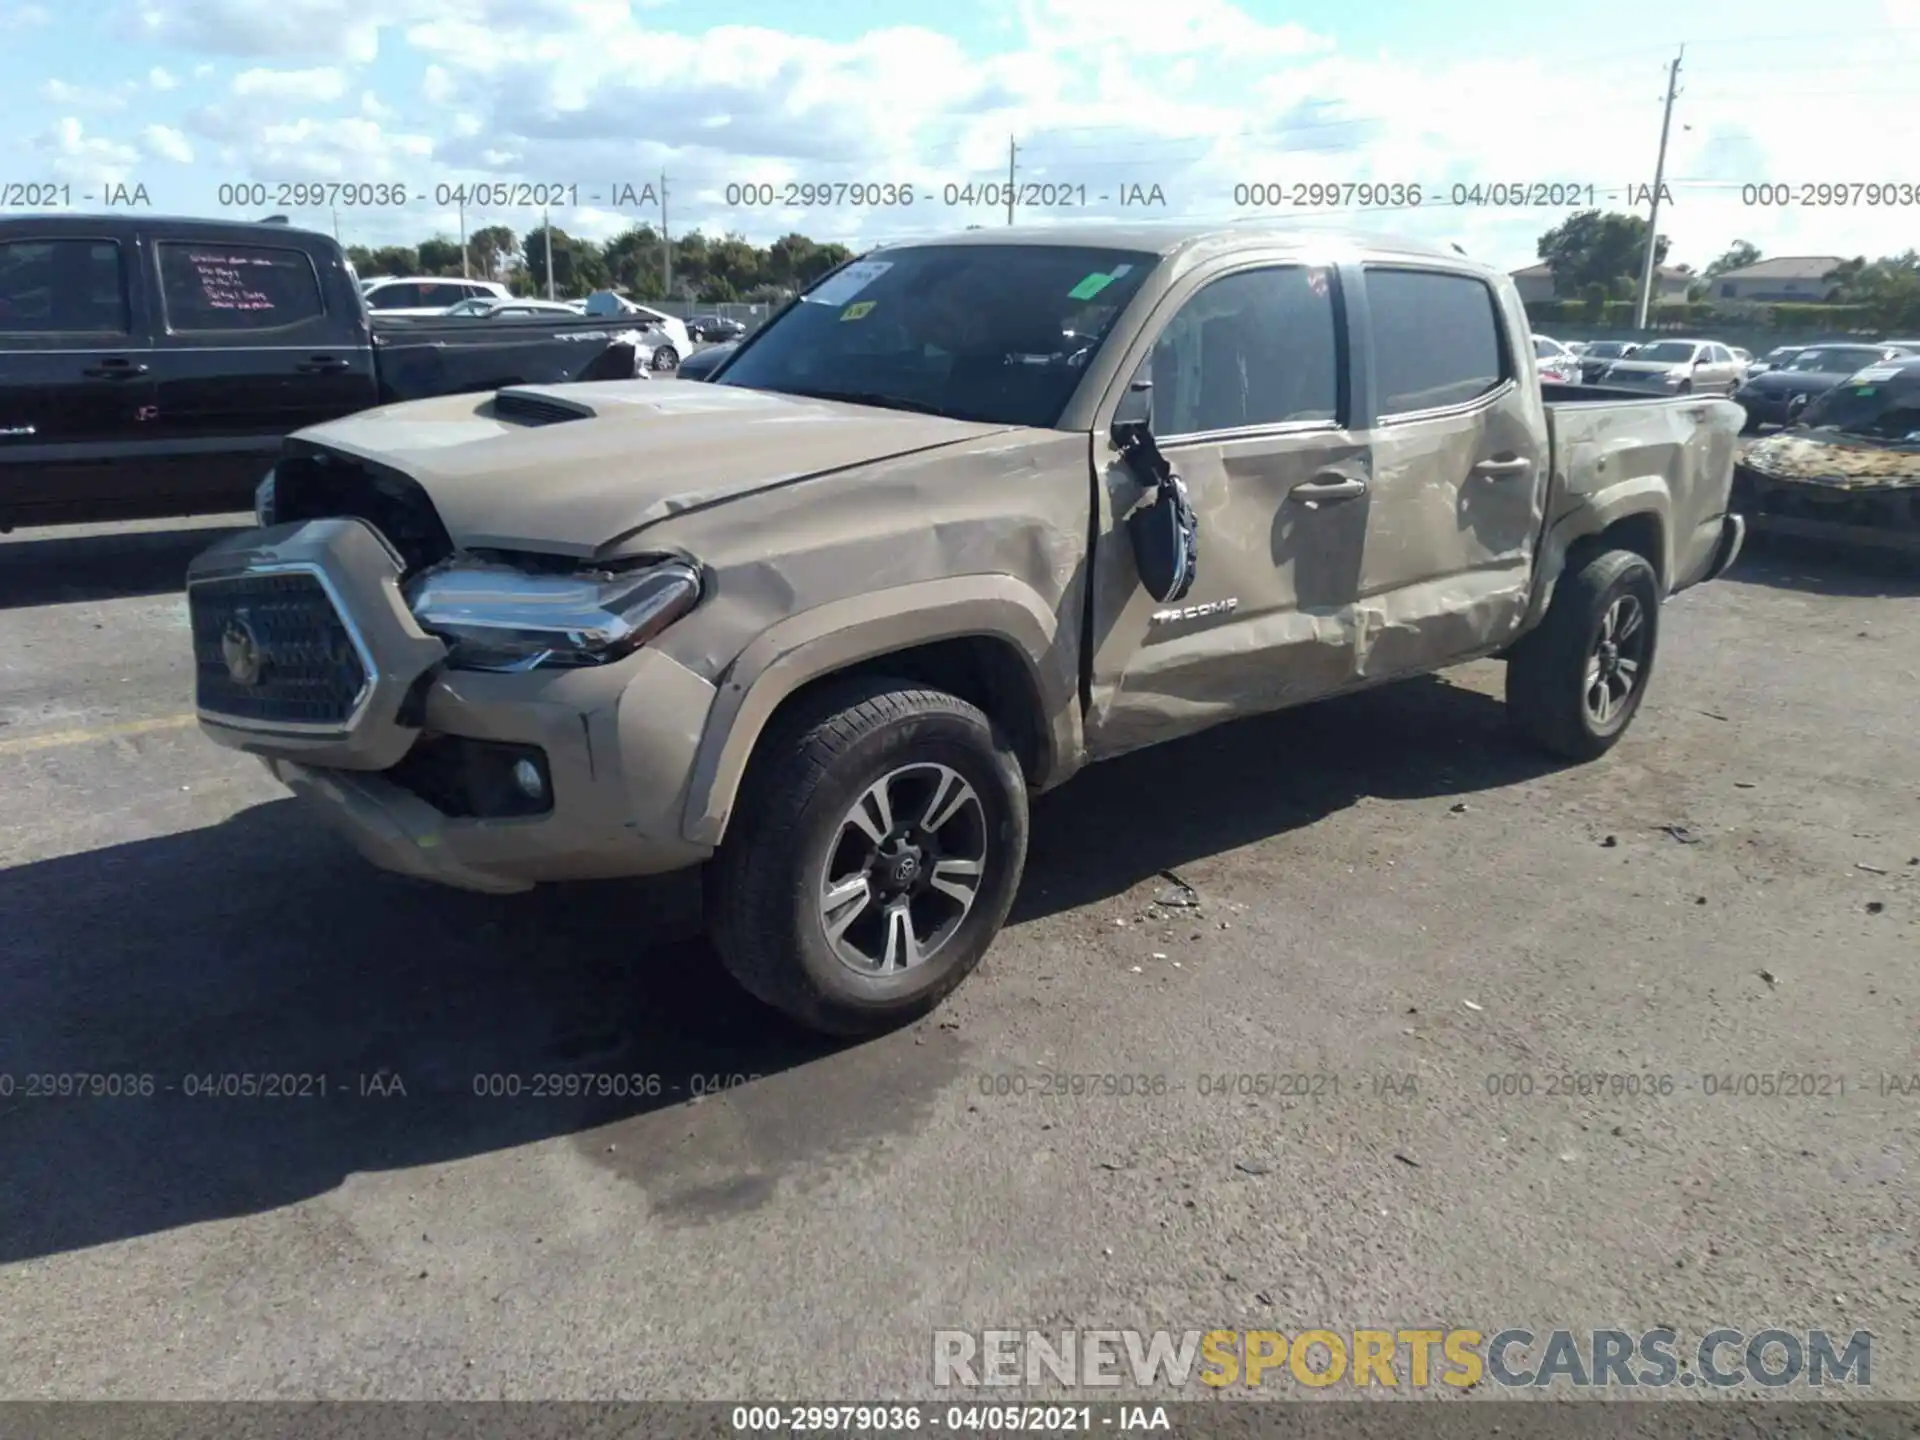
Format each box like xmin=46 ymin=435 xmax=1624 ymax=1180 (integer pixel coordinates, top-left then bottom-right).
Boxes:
xmin=707 ymin=679 xmax=1029 ymax=1036
xmin=652 ymin=344 xmax=679 ymax=371
xmin=1506 ymin=549 xmax=1660 ymax=761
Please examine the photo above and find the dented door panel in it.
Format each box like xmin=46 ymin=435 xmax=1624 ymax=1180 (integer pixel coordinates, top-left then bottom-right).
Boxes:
xmin=1084 ymin=427 xmax=1371 ymax=757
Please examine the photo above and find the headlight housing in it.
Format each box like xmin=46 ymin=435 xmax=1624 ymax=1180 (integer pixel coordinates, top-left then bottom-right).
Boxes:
xmin=406 ymin=556 xmax=702 ymax=672
xmin=254 ymin=468 xmax=277 ymax=527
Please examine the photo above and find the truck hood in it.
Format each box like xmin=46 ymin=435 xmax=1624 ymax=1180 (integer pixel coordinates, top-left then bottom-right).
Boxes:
xmin=290 ymin=379 xmax=1016 ymax=554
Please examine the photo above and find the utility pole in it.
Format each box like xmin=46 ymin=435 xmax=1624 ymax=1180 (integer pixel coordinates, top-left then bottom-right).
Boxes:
xmin=331 ymin=206 xmax=340 ymax=243
xmin=1634 ymin=45 xmax=1684 ymax=331
xmin=459 ymin=199 xmax=469 ymax=278
xmin=660 ymin=171 xmax=671 ymax=298
xmin=543 ymin=204 xmax=555 ymax=300
xmin=1006 ymin=136 xmax=1018 ymax=226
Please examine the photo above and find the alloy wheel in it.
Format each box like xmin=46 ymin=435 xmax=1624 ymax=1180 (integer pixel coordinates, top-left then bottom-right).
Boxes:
xmin=1584 ymin=594 xmax=1648 ymax=728
xmin=817 ymin=763 xmax=988 ymax=976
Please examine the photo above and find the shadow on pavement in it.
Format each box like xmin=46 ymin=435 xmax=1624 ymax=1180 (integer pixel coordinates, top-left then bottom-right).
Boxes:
xmin=1729 ymin=531 xmax=1920 ymax=597
xmin=1 ymin=672 xmax=1544 ymax=1262
xmin=1015 ymin=672 xmax=1550 ymax=923
xmin=0 ymin=525 xmax=249 ymax=610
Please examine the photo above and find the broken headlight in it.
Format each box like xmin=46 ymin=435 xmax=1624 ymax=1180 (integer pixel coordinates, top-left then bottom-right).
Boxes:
xmin=405 ymin=556 xmax=702 ymax=672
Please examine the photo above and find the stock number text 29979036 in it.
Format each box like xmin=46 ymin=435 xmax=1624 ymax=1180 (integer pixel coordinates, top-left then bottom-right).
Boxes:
xmin=1230 ymin=182 xmax=1600 ymax=209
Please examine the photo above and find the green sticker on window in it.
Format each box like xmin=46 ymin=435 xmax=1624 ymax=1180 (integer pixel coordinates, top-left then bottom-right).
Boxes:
xmin=1067 ymin=272 xmax=1116 ymax=301
xmin=840 ymin=300 xmax=876 ymax=321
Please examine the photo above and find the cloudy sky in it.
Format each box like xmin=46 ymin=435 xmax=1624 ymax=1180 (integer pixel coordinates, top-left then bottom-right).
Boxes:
xmin=6 ymin=0 xmax=1920 ymax=272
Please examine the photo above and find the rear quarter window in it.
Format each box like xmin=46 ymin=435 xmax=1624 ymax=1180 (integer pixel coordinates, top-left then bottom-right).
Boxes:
xmin=1364 ymin=268 xmax=1507 ymax=416
xmin=157 ymin=242 xmax=327 ymax=332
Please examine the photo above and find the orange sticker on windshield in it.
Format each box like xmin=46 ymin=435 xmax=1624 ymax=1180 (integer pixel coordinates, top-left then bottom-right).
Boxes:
xmin=840 ymin=301 xmax=876 ymax=321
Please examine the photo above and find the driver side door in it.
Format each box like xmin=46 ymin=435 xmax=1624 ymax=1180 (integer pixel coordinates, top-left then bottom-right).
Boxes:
xmin=1083 ymin=259 xmax=1370 ymax=758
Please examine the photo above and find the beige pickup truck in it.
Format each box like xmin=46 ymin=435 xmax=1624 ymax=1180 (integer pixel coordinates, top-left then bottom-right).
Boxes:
xmin=186 ymin=223 xmax=1747 ymax=1034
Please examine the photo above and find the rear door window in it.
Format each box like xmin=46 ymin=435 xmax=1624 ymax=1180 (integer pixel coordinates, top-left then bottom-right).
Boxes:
xmin=1363 ymin=268 xmax=1508 ymax=417
xmin=156 ymin=241 xmax=327 ymax=332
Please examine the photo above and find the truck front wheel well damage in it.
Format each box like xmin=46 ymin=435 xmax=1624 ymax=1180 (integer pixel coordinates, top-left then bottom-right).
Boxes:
xmin=756 ymin=636 xmax=1048 ymax=788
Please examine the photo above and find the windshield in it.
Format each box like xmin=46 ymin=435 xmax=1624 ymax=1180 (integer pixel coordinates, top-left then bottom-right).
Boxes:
xmin=1799 ymin=370 xmax=1920 ymax=436
xmin=1785 ymin=348 xmax=1881 ymax=373
xmin=1586 ymin=342 xmax=1630 ymax=358
xmin=1533 ymin=338 xmax=1562 ymax=358
xmin=1632 ymin=341 xmax=1698 ymax=363
xmin=715 ymin=243 xmax=1160 ymax=427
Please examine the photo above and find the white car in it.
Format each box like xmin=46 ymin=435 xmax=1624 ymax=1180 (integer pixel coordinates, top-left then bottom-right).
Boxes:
xmin=362 ymin=277 xmax=513 ymax=318
xmin=580 ymin=291 xmax=691 ymax=368
xmin=1532 ymin=334 xmax=1583 ymax=384
xmin=441 ymin=298 xmax=583 ymax=319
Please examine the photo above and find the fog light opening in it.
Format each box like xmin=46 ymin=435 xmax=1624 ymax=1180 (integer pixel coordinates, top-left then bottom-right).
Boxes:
xmin=510 ymin=757 xmax=546 ymax=802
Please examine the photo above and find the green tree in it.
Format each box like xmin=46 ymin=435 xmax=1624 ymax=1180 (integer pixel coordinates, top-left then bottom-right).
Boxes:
xmin=416 ymin=237 xmax=464 ymax=275
xmin=1537 ymin=210 xmax=1668 ymax=297
xmin=363 ymin=244 xmax=419 ymax=276
xmin=1704 ymin=241 xmax=1761 ymax=279
xmin=1824 ymin=252 xmax=1920 ymax=330
xmin=522 ymin=225 xmax=609 ymax=296
xmin=602 ymin=225 xmax=667 ymax=298
xmin=466 ymin=225 xmax=518 ymax=281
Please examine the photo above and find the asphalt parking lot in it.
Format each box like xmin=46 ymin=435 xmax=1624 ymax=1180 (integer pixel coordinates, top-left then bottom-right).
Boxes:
xmin=1 ymin=518 xmax=1916 ymax=1401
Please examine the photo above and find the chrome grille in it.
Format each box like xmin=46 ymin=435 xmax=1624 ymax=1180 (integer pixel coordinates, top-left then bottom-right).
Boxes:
xmin=190 ymin=571 xmax=369 ymax=728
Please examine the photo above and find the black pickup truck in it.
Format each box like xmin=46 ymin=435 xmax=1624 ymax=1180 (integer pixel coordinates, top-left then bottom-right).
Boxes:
xmin=0 ymin=213 xmax=649 ymax=529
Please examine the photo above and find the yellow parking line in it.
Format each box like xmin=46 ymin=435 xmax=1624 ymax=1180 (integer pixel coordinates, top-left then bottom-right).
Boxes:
xmin=0 ymin=713 xmax=198 ymax=756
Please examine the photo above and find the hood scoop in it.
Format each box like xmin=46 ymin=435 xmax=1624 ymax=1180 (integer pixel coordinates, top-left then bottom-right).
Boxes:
xmin=492 ymin=388 xmax=595 ymax=426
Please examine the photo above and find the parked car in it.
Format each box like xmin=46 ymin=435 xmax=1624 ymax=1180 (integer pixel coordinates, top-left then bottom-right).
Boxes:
xmin=1563 ymin=340 xmax=1589 ymax=355
xmin=1746 ymin=345 xmax=1803 ymax=378
xmin=673 ymin=340 xmax=738 ymax=381
xmin=688 ymin=314 xmax=748 ymax=342
xmin=1599 ymin=338 xmax=1743 ymax=395
xmin=1532 ymin=334 xmax=1583 ymax=384
xmin=581 ymin=291 xmax=691 ymax=368
xmin=183 ymin=222 xmax=1745 ymax=1035
xmin=441 ymin=298 xmax=585 ymax=319
xmin=1729 ymin=347 xmax=1753 ymax=380
xmin=362 ymin=277 xmax=512 ymax=317
xmin=1576 ymin=340 xmax=1639 ymax=385
xmin=1734 ymin=351 xmax=1920 ymax=549
xmin=0 ymin=214 xmax=651 ymax=528
xmin=1731 ymin=342 xmax=1917 ymax=431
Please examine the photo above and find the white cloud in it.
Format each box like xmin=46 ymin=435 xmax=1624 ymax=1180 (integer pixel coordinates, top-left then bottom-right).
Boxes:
xmin=38 ymin=79 xmax=129 ymax=109
xmin=31 ymin=1 xmax=1920 ymax=263
xmin=31 ymin=118 xmax=142 ymax=187
xmin=141 ymin=124 xmax=195 ymax=164
xmin=150 ymin=66 xmax=179 ymax=90
xmin=231 ymin=66 xmax=350 ymax=103
xmin=1 ymin=2 xmax=50 ymax=27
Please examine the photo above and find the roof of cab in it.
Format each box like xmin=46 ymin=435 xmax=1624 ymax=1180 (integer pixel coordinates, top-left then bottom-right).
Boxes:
xmin=0 ymin=212 xmax=336 ymax=245
xmin=874 ymin=220 xmax=1492 ymax=274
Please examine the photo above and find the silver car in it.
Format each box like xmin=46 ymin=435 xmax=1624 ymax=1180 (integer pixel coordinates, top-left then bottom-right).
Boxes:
xmin=1532 ymin=334 xmax=1583 ymax=384
xmin=1600 ymin=338 xmax=1743 ymax=396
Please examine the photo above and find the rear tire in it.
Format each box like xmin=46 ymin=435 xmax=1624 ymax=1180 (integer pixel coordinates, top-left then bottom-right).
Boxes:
xmin=707 ymin=678 xmax=1029 ymax=1036
xmin=1506 ymin=549 xmax=1661 ymax=761
xmin=652 ymin=344 xmax=679 ymax=370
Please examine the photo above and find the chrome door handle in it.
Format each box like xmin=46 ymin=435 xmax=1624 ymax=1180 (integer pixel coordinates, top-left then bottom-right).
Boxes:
xmin=1473 ymin=456 xmax=1534 ymax=477
xmin=1289 ymin=474 xmax=1367 ymax=503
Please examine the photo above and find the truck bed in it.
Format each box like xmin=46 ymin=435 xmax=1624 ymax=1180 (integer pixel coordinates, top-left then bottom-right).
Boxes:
xmin=371 ymin=316 xmax=651 ymax=403
xmin=1540 ymin=385 xmax=1746 ymax=592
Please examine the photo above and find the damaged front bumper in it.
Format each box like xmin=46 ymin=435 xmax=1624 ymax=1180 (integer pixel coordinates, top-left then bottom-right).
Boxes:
xmin=188 ymin=518 xmax=718 ymax=891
